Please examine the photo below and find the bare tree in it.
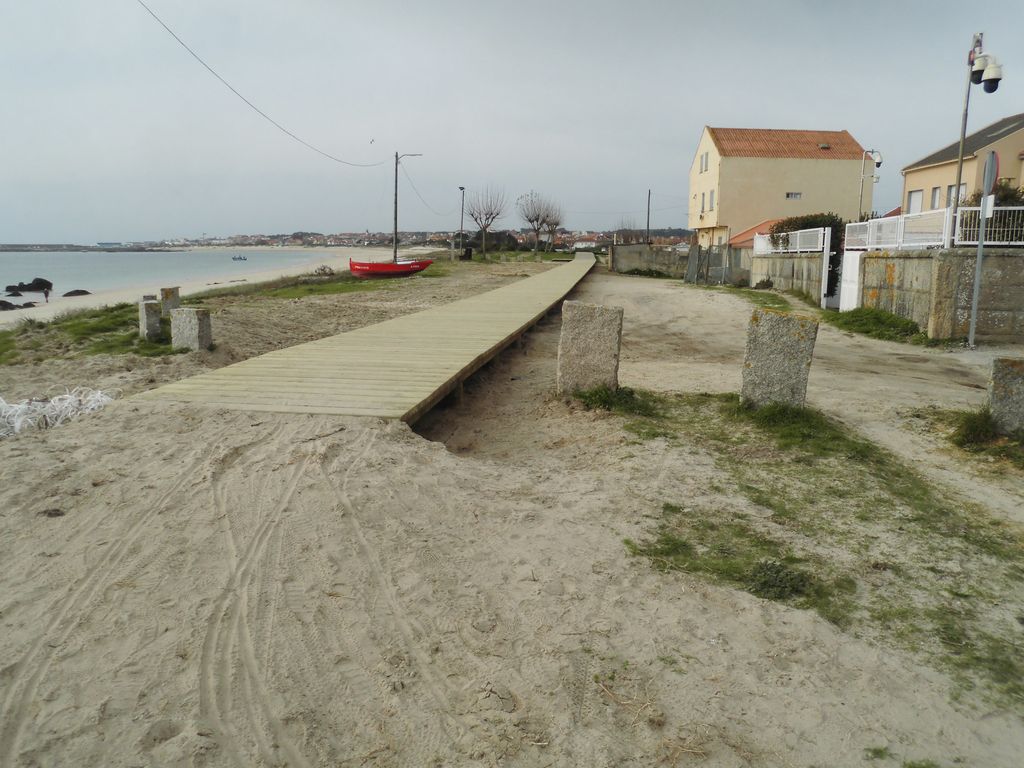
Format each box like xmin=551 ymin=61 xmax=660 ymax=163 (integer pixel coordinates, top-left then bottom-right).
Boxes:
xmin=517 ymin=191 xmax=556 ymax=261
xmin=542 ymin=203 xmax=563 ymax=252
xmin=466 ymin=187 xmax=506 ymax=261
xmin=615 ymin=217 xmax=642 ymax=245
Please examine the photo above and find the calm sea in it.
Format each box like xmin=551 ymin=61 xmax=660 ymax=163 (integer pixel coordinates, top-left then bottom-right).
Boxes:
xmin=0 ymin=249 xmax=326 ymax=296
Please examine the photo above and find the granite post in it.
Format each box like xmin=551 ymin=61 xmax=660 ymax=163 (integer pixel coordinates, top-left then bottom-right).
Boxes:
xmin=740 ymin=309 xmax=819 ymax=407
xmin=170 ymin=307 xmax=213 ymax=351
xmin=160 ymin=286 xmax=181 ymax=316
xmin=989 ymin=357 xmax=1024 ymax=435
xmin=556 ymin=300 xmax=624 ymax=396
xmin=138 ymin=300 xmax=162 ymax=341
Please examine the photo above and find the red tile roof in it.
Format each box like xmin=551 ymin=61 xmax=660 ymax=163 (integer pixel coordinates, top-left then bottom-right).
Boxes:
xmin=728 ymin=218 xmax=783 ymax=248
xmin=707 ymin=127 xmax=865 ymax=160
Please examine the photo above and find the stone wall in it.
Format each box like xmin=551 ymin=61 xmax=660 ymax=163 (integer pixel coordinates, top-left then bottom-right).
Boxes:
xmin=858 ymin=249 xmax=1024 ymax=342
xmin=859 ymin=251 xmax=933 ymax=329
xmin=750 ymin=254 xmax=822 ymax=298
xmin=610 ymin=244 xmax=689 ymax=277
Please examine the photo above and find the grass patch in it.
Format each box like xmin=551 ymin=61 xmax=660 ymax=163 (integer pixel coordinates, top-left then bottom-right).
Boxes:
xmin=916 ymin=406 xmax=1024 ymax=470
xmin=863 ymin=745 xmax=893 ymax=760
xmin=10 ymin=303 xmax=183 ymax=361
xmin=0 ymin=329 xmax=19 ymax=365
xmin=821 ymin=306 xmax=921 ymax=342
xmin=574 ymin=385 xmax=663 ymax=418
xmin=784 ymin=288 xmax=819 ymax=308
xmin=692 ymin=284 xmax=792 ymax=312
xmin=625 ymin=503 xmax=855 ymax=625
xmin=189 ymin=270 xmax=389 ymax=301
xmin=623 ymin=268 xmax=672 ymax=278
xmin=595 ymin=387 xmax=1024 ymax=708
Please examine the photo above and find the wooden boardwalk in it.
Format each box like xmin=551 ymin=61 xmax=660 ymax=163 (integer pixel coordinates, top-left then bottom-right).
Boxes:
xmin=138 ymin=255 xmax=595 ymax=422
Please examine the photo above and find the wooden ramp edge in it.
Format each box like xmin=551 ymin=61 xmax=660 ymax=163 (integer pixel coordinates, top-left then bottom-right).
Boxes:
xmin=137 ymin=254 xmax=595 ymax=422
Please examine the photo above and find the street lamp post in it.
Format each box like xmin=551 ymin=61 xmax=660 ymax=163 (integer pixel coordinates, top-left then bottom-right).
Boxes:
xmin=393 ymin=151 xmax=423 ymax=262
xmin=952 ymin=33 xmax=1003 ymax=223
xmin=459 ymin=186 xmax=466 ymax=260
xmin=858 ymin=149 xmax=882 ymax=221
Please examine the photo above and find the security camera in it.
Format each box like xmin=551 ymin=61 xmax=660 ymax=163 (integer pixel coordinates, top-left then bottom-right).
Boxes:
xmin=871 ymin=150 xmax=883 ymax=169
xmin=971 ymin=54 xmax=988 ymax=84
xmin=875 ymin=160 xmax=882 ymax=169
xmin=982 ymin=56 xmax=1002 ymax=92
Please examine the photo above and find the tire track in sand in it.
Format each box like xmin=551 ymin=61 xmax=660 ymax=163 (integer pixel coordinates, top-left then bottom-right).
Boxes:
xmin=200 ymin=439 xmax=313 ymax=768
xmin=0 ymin=426 xmax=230 ymax=767
xmin=320 ymin=427 xmax=472 ymax=756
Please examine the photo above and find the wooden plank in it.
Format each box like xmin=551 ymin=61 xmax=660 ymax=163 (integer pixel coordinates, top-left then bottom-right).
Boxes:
xmin=140 ymin=255 xmax=594 ymax=421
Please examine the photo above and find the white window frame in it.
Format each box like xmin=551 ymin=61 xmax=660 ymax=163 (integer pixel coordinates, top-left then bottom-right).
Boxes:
xmin=907 ymin=189 xmax=923 ymax=214
xmin=930 ymin=187 xmax=941 ymax=209
xmin=709 ymin=190 xmax=715 ymax=211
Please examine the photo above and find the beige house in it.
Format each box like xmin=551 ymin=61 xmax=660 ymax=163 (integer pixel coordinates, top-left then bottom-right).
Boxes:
xmin=901 ymin=112 xmax=1024 ymax=213
xmin=688 ymin=127 xmax=871 ymax=247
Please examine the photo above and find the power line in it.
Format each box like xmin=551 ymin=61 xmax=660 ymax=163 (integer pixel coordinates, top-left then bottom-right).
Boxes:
xmin=400 ymin=163 xmax=455 ymax=217
xmin=135 ymin=0 xmax=384 ymax=168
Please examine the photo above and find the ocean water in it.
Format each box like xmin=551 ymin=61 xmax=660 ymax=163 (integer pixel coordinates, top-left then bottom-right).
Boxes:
xmin=0 ymin=249 xmax=326 ymax=296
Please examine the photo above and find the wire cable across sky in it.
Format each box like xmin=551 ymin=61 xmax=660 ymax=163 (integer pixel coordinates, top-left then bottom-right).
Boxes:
xmin=134 ymin=0 xmax=385 ymax=168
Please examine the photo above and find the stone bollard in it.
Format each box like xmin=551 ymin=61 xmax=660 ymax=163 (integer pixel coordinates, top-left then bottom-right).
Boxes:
xmin=170 ymin=307 xmax=213 ymax=351
xmin=556 ymin=300 xmax=624 ymax=396
xmin=740 ymin=308 xmax=819 ymax=408
xmin=160 ymin=286 xmax=181 ymax=316
xmin=138 ymin=300 xmax=162 ymax=341
xmin=989 ymin=357 xmax=1024 ymax=435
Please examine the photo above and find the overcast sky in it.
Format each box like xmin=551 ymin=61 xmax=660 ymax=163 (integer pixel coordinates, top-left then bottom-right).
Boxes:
xmin=2 ymin=0 xmax=1021 ymax=243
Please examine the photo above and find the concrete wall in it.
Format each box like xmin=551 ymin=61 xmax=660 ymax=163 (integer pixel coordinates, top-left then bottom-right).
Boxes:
xmin=859 ymin=249 xmax=1024 ymax=342
xmin=860 ymin=251 xmax=934 ymax=328
xmin=610 ymin=244 xmax=689 ymax=277
xmin=751 ymin=254 xmax=823 ymax=298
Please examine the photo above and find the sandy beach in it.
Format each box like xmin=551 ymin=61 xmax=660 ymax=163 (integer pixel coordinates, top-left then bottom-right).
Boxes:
xmin=1 ymin=264 xmax=1022 ymax=766
xmin=0 ymin=246 xmax=435 ymax=328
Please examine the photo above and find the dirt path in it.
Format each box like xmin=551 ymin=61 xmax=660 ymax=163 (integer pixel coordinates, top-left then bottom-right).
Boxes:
xmin=565 ymin=273 xmax=1024 ymax=524
xmin=1 ymin=269 xmax=1022 ymax=766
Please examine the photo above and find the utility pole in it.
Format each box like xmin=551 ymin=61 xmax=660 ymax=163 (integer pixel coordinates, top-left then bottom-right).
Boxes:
xmin=646 ymin=189 xmax=651 ymax=244
xmin=968 ymin=151 xmax=998 ymax=348
xmin=392 ymin=151 xmax=422 ymax=262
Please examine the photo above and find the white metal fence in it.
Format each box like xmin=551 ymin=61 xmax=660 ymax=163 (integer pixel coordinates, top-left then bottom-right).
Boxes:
xmin=845 ymin=206 xmax=1024 ymax=251
xmin=955 ymin=206 xmax=1024 ymax=245
xmin=753 ymin=227 xmax=826 ymax=254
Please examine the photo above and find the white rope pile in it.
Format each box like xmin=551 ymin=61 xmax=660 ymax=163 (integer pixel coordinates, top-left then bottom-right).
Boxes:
xmin=0 ymin=387 xmax=115 ymax=439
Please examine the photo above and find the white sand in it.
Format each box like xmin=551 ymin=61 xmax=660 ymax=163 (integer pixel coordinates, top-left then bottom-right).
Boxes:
xmin=1 ymin=269 xmax=1022 ymax=766
xmin=0 ymin=246 xmax=436 ymax=328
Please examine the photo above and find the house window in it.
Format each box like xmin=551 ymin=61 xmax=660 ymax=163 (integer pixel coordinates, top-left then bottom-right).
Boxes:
xmin=946 ymin=183 xmax=966 ymax=206
xmin=701 ymin=192 xmax=706 ymax=212
xmin=785 ymin=192 xmax=802 ymax=199
xmin=907 ymin=189 xmax=923 ymax=214
xmin=709 ymin=190 xmax=715 ymax=211
xmin=930 ymin=187 xmax=941 ymax=209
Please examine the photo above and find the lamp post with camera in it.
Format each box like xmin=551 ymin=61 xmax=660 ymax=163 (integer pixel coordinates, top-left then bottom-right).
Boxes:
xmin=952 ymin=33 xmax=1002 ymax=222
xmin=858 ymin=149 xmax=882 ymax=221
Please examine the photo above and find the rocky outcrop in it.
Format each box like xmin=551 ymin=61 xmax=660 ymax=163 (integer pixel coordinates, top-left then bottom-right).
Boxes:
xmin=4 ymin=277 xmax=53 ymax=293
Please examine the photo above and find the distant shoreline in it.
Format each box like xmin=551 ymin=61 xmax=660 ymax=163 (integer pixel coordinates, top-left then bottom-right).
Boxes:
xmin=0 ymin=246 xmax=437 ymax=328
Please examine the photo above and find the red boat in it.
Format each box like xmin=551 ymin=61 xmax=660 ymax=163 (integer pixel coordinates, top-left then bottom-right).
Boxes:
xmin=348 ymin=258 xmax=433 ymax=278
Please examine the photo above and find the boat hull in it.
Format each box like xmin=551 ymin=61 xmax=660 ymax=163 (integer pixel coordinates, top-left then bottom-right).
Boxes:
xmin=349 ymin=258 xmax=433 ymax=278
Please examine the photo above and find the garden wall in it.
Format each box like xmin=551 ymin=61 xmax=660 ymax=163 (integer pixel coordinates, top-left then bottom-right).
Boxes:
xmin=609 ymin=244 xmax=689 ymax=278
xmin=858 ymin=249 xmax=1024 ymax=342
xmin=751 ymin=254 xmax=822 ymax=298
